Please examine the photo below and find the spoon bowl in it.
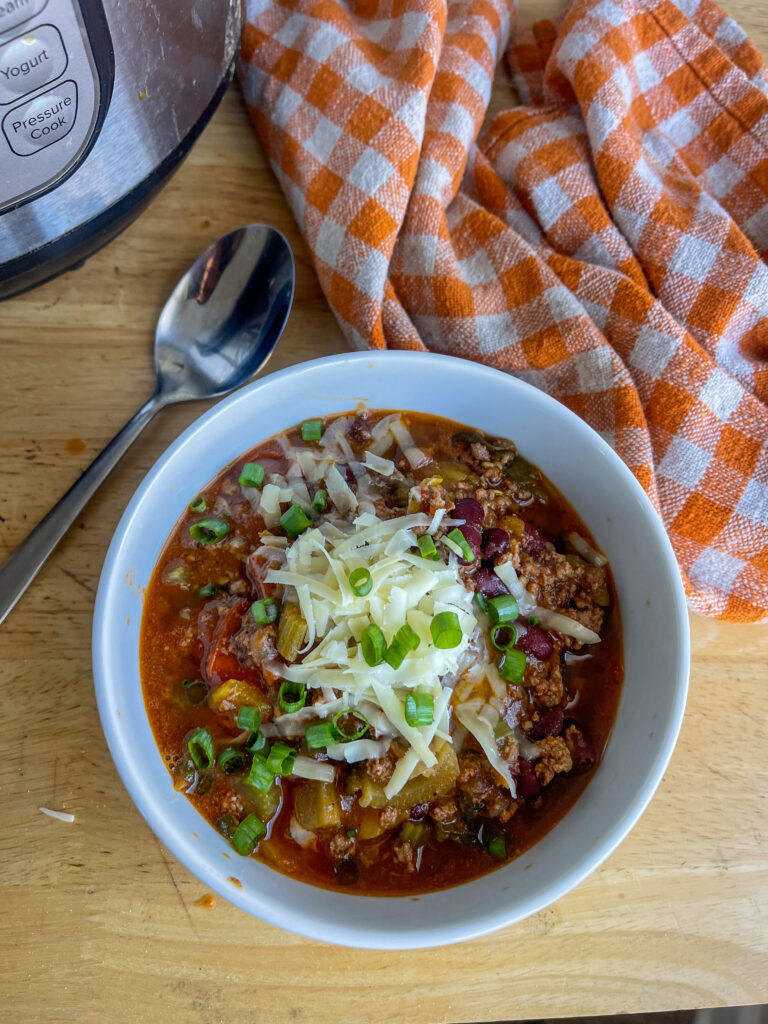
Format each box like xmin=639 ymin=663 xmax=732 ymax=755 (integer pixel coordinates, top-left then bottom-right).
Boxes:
xmin=155 ymin=225 xmax=294 ymax=402
xmin=0 ymin=224 xmax=295 ymax=625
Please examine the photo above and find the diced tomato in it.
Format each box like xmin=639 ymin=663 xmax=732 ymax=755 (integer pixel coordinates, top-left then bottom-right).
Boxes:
xmin=196 ymin=599 xmax=261 ymax=687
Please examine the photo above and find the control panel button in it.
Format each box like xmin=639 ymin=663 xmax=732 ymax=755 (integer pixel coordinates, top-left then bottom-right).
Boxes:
xmin=0 ymin=0 xmax=48 ymax=37
xmin=2 ymin=77 xmax=76 ymax=154
xmin=0 ymin=24 xmax=67 ymax=104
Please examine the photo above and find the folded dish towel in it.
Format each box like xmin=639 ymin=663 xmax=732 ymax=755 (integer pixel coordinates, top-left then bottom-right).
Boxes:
xmin=238 ymin=0 xmax=768 ymax=623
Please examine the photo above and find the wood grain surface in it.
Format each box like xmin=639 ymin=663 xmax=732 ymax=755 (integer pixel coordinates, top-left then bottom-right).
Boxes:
xmin=1 ymin=3 xmax=767 ymax=1022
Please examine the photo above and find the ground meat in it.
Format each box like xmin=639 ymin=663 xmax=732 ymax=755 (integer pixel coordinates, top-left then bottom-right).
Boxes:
xmin=480 ymin=461 xmax=504 ymax=485
xmin=366 ymin=748 xmax=396 ymax=783
xmin=456 ymin=751 xmax=516 ymax=822
xmin=524 ymin=653 xmax=564 ymax=708
xmin=452 ymin=478 xmax=480 ymax=497
xmin=472 ymin=488 xmax=519 ymax=528
xmin=373 ymin=496 xmax=402 ymax=521
xmin=565 ymin=603 xmax=605 ymax=635
xmin=392 ymin=840 xmax=417 ymax=872
xmin=458 ymin=564 xmax=477 ymax=589
xmin=228 ymin=579 xmax=249 ymax=596
xmin=421 ymin=481 xmax=452 ymax=515
xmin=515 ymin=551 xmax=606 ymax=636
xmin=348 ymin=415 xmax=372 ymax=444
xmin=534 ymin=736 xmax=573 ymax=785
xmin=429 ymin=797 xmax=459 ymax=824
xmin=231 ymin=618 xmax=279 ymax=670
xmin=500 ymin=735 xmax=519 ymax=764
xmin=329 ymin=832 xmax=356 ymax=859
xmin=470 ymin=442 xmax=491 ymax=463
xmin=519 ymin=551 xmax=579 ymax=609
xmin=220 ymin=790 xmax=245 ymax=817
xmin=379 ymin=806 xmax=399 ymax=828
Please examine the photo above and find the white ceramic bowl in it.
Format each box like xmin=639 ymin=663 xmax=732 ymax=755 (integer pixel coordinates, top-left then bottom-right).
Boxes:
xmin=93 ymin=350 xmax=689 ymax=949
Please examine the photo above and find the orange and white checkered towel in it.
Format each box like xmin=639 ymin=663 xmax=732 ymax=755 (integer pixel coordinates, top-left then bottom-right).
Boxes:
xmin=239 ymin=0 xmax=768 ymax=623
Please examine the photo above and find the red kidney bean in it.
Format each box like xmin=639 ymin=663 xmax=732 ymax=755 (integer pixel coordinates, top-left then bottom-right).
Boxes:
xmin=521 ymin=521 xmax=547 ymax=558
xmin=527 ymin=708 xmax=564 ymax=740
xmin=473 ymin=569 xmax=509 ymax=597
xmin=516 ymin=624 xmax=554 ymax=660
xmin=564 ymin=722 xmax=597 ymax=771
xmin=482 ymin=528 xmax=509 ymax=559
xmin=453 ymin=497 xmax=484 ymax=527
xmin=453 ymin=497 xmax=484 ymax=563
xmin=516 ymin=757 xmax=541 ymax=799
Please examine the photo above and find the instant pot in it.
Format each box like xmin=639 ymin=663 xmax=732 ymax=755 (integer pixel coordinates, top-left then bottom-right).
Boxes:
xmin=0 ymin=0 xmax=242 ymax=299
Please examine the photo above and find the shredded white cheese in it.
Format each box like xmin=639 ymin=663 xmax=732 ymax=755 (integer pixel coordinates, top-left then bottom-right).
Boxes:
xmin=291 ymin=755 xmax=336 ymax=782
xmin=533 ymin=607 xmax=600 ymax=644
xmin=494 ymin=561 xmax=537 ymax=615
xmin=39 ymin=807 xmax=75 ymax=823
xmin=455 ymin=701 xmax=516 ymax=796
xmin=264 ymin=510 xmax=478 ymax=795
xmin=363 ymin=450 xmax=395 ymax=476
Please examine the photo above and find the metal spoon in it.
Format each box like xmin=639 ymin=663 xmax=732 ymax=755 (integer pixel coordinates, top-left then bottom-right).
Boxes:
xmin=0 ymin=224 xmax=295 ymax=625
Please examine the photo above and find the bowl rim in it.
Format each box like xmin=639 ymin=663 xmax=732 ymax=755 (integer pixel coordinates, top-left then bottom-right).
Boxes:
xmin=92 ymin=349 xmax=690 ymax=948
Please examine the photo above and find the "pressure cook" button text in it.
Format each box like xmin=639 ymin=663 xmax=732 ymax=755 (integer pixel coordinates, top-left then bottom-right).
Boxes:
xmin=2 ymin=77 xmax=77 ymax=154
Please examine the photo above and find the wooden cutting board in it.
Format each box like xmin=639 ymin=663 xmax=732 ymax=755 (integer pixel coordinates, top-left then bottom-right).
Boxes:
xmin=1 ymin=2 xmax=766 ymax=1021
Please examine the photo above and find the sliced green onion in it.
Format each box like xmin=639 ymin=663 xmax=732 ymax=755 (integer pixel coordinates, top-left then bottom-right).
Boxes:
xmin=396 ymin=623 xmax=420 ymax=652
xmin=278 ymin=680 xmax=307 ymax=713
xmin=301 ymin=419 xmax=324 ymax=442
xmin=311 ymin=488 xmax=328 ymax=514
xmin=384 ymin=624 xmax=420 ymax=669
xmin=231 ymin=813 xmax=266 ymax=855
xmin=348 ymin=567 xmax=372 ymax=596
xmin=279 ymin=503 xmax=312 ymax=538
xmin=443 ymin=527 xmax=475 ymax=563
xmin=527 ymin=616 xmax=540 ymax=626
xmin=499 ymin=649 xmax=527 ymax=683
xmin=251 ymin=597 xmax=278 ymax=625
xmin=187 ymin=727 xmax=215 ymax=770
xmin=305 ymin=721 xmax=336 ymax=749
xmin=332 ymin=710 xmax=369 ymax=741
xmin=487 ymin=835 xmax=507 ymax=860
xmin=245 ymin=755 xmax=275 ymax=792
xmin=197 ymin=583 xmax=215 ymax=597
xmin=474 ymin=592 xmax=488 ymax=614
xmin=266 ymin=742 xmax=297 ymax=776
xmin=384 ymin=642 xmax=406 ymax=670
xmin=218 ymin=748 xmax=246 ymax=774
xmin=360 ymin=624 xmax=385 ymax=666
xmin=404 ymin=692 xmax=434 ymax=727
xmin=417 ymin=534 xmax=439 ymax=561
xmin=346 ymin=828 xmax=357 ymax=838
xmin=490 ymin=624 xmax=516 ymax=651
xmin=189 ymin=518 xmax=229 ymax=544
xmin=238 ymin=462 xmax=265 ymax=489
xmin=182 ymin=679 xmax=208 ymax=706
xmin=486 ymin=593 xmax=519 ymax=624
xmin=245 ymin=731 xmax=268 ymax=755
xmin=188 ymin=495 xmax=207 ymax=513
xmin=237 ymin=706 xmax=261 ymax=732
xmin=430 ymin=611 xmax=462 ymax=649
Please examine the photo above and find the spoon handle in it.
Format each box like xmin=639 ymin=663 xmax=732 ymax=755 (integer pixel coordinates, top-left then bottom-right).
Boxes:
xmin=0 ymin=392 xmax=163 ymax=626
